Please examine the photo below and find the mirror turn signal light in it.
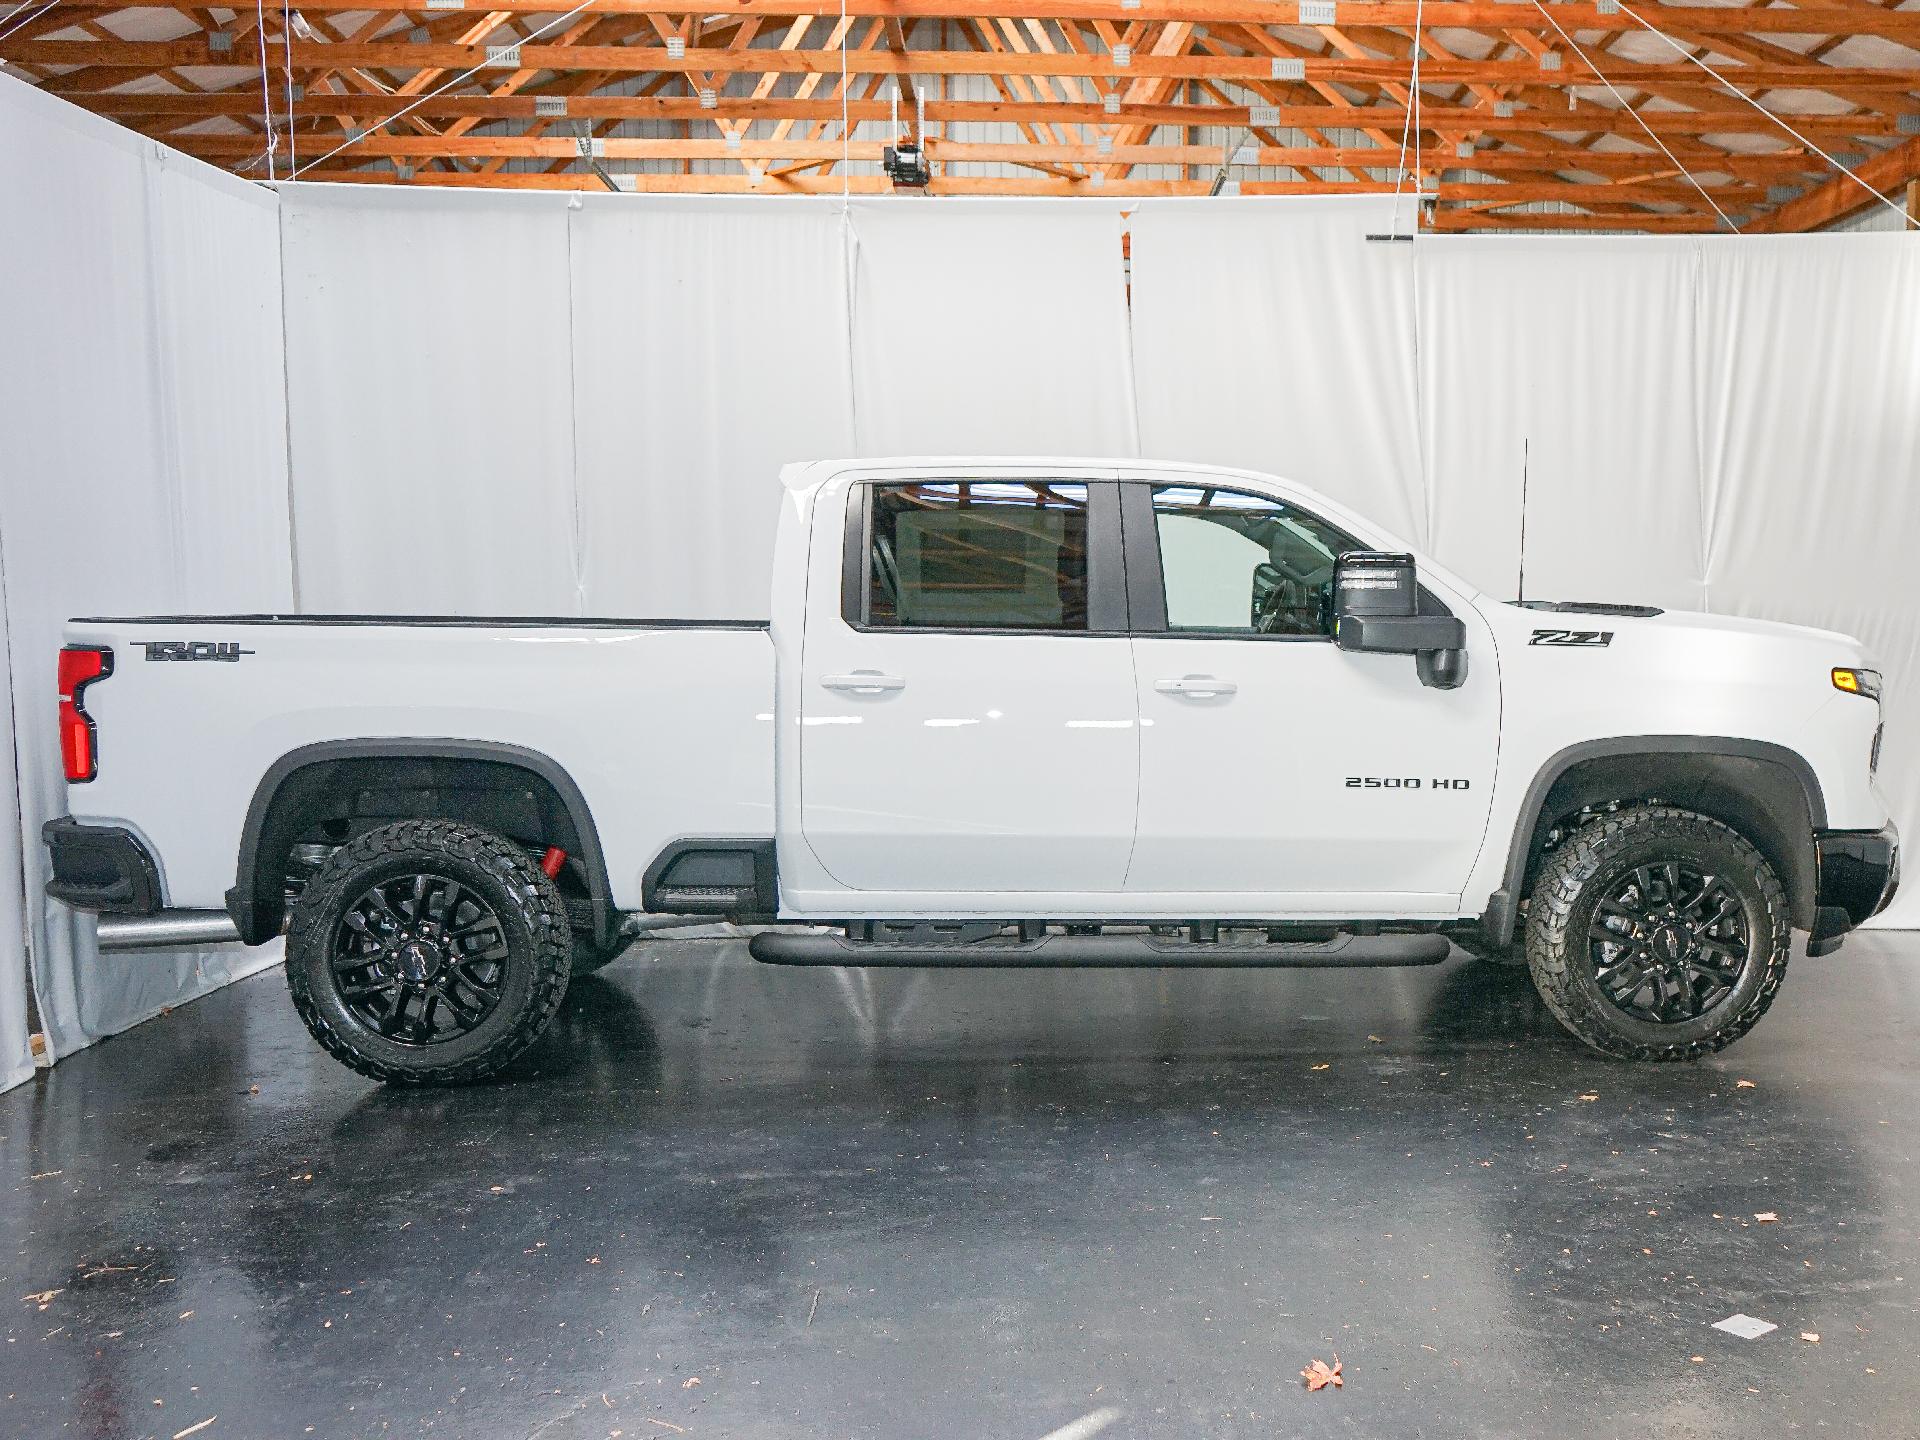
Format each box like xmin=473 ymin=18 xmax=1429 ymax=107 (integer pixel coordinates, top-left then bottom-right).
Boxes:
xmin=1832 ymin=667 xmax=1882 ymax=701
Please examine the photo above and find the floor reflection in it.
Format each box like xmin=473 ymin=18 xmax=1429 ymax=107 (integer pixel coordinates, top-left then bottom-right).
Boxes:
xmin=2 ymin=936 xmax=1916 ymax=1439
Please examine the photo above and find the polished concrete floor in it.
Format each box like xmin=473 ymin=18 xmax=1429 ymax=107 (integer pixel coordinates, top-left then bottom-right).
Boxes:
xmin=3 ymin=934 xmax=1918 ymax=1440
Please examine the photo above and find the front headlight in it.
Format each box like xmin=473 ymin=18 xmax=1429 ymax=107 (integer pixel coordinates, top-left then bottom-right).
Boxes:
xmin=1833 ymin=667 xmax=1882 ymax=701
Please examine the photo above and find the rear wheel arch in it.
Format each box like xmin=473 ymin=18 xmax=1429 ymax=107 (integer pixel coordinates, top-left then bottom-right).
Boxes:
xmin=1485 ymin=737 xmax=1825 ymax=944
xmin=230 ymin=739 xmax=614 ymax=948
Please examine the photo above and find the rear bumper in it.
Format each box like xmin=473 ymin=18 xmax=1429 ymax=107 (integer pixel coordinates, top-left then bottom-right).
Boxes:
xmin=43 ymin=817 xmax=162 ymax=914
xmin=1807 ymin=823 xmax=1901 ymax=957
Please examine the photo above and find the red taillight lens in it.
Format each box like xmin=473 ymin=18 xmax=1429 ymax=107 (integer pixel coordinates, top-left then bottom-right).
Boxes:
xmin=58 ymin=646 xmax=112 ymax=782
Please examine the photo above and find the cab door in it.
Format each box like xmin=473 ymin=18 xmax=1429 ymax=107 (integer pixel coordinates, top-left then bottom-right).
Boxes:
xmin=796 ymin=470 xmax=1138 ymax=896
xmin=1121 ymin=478 xmax=1500 ymax=911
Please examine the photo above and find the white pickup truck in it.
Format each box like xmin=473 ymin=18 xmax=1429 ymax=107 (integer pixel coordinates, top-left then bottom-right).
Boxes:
xmin=47 ymin=458 xmax=1898 ymax=1083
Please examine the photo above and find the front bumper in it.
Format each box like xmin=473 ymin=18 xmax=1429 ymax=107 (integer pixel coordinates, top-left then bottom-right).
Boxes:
xmin=1807 ymin=823 xmax=1901 ymax=957
xmin=43 ymin=817 xmax=162 ymax=914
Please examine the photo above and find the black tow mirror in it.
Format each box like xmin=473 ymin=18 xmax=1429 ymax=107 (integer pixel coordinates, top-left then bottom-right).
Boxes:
xmin=1331 ymin=551 xmax=1467 ymax=689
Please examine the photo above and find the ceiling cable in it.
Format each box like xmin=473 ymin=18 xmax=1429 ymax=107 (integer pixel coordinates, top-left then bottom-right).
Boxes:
xmin=283 ymin=1 xmax=297 ymax=173
xmin=1390 ymin=0 xmax=1425 ymax=235
xmin=1529 ymin=0 xmax=1734 ymax=231
xmin=1614 ymin=0 xmax=1918 ymax=230
xmin=256 ymin=0 xmax=277 ymax=180
xmin=0 ymin=0 xmax=63 ymax=46
xmin=840 ymin=0 xmax=850 ymax=198
xmin=288 ymin=0 xmax=598 ymax=180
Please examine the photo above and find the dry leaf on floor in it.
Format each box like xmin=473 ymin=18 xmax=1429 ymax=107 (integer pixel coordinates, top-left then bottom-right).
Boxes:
xmin=1578 ymin=1093 xmax=1600 ymax=1102
xmin=1736 ymin=1079 xmax=1756 ymax=1089
xmin=1800 ymin=1332 xmax=1820 ymax=1343
xmin=682 ymin=1377 xmax=701 ymax=1390
xmin=1754 ymin=1212 xmax=1779 ymax=1223
xmin=23 ymin=1288 xmax=62 ymax=1308
xmin=1310 ymin=1063 xmax=1331 ymax=1072
xmin=1301 ymin=1358 xmax=1343 ymax=1391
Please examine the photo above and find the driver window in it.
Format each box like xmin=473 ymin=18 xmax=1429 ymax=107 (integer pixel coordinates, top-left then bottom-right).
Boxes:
xmin=1149 ymin=485 xmax=1356 ymax=637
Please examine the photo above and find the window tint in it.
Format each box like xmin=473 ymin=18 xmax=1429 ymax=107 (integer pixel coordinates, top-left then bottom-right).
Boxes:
xmin=866 ymin=481 xmax=1090 ymax=630
xmin=1150 ymin=485 xmax=1356 ymax=636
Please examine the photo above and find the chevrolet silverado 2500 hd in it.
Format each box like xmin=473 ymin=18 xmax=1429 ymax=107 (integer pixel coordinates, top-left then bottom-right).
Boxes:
xmin=46 ymin=458 xmax=1899 ymax=1082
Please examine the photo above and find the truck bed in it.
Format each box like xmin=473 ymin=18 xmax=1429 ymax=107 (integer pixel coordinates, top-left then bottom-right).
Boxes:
xmin=61 ymin=614 xmax=776 ymax=915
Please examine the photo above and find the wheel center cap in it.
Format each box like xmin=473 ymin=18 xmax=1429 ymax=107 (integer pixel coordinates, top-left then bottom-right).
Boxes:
xmin=396 ymin=940 xmax=441 ymax=983
xmin=1650 ymin=925 xmax=1687 ymax=963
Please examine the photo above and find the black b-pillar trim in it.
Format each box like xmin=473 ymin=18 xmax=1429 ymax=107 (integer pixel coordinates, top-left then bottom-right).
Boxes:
xmin=1117 ymin=481 xmax=1167 ymax=632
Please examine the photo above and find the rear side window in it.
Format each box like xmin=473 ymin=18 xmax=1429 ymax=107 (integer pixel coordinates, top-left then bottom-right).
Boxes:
xmin=865 ymin=481 xmax=1090 ymax=630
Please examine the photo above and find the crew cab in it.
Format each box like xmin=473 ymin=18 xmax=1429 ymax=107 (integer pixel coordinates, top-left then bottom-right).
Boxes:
xmin=45 ymin=459 xmax=1900 ymax=1082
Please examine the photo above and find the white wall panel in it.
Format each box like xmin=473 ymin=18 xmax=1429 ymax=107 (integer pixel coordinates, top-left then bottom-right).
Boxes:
xmin=0 ymin=76 xmax=293 ymax=1084
xmin=847 ymin=198 xmax=1137 ymax=456
xmin=567 ymin=196 xmax=854 ymax=618
xmin=279 ymin=186 xmax=581 ymax=613
xmin=1130 ymin=196 xmax=1427 ymax=542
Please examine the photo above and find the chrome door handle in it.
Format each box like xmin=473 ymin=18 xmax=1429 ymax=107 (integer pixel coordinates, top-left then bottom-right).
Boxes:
xmin=1155 ymin=675 xmax=1237 ymax=697
xmin=821 ymin=671 xmax=906 ymax=694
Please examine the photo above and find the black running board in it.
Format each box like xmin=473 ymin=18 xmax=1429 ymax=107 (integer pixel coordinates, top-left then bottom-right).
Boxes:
xmin=748 ymin=930 xmax=1452 ymax=968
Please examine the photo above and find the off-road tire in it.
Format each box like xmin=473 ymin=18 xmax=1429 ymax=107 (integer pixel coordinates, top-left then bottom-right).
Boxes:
xmin=286 ymin=819 xmax=572 ymax=1084
xmin=1526 ymin=804 xmax=1791 ymax=1061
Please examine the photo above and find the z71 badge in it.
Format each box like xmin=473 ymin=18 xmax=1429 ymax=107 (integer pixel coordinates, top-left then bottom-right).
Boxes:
xmin=136 ymin=640 xmax=254 ymax=663
xmin=1530 ymin=628 xmax=1613 ymax=647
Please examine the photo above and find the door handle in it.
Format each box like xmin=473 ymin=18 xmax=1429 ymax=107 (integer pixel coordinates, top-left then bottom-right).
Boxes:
xmin=1155 ymin=674 xmax=1237 ymax=697
xmin=821 ymin=671 xmax=906 ymax=694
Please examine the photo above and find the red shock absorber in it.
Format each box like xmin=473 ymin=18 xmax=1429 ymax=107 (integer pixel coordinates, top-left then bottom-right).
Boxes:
xmin=539 ymin=846 xmax=567 ymax=879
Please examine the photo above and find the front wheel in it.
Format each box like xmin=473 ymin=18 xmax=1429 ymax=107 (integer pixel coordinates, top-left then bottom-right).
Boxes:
xmin=286 ymin=819 xmax=573 ymax=1084
xmin=1525 ymin=805 xmax=1791 ymax=1061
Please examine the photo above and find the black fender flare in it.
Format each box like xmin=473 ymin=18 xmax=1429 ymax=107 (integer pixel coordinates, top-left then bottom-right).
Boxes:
xmin=1482 ymin=735 xmax=1827 ymax=945
xmin=227 ymin=738 xmax=614 ymax=947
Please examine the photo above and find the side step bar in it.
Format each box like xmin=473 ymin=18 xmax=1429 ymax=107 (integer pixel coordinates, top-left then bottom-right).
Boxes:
xmin=748 ymin=930 xmax=1452 ymax=968
xmin=96 ymin=909 xmax=244 ymax=952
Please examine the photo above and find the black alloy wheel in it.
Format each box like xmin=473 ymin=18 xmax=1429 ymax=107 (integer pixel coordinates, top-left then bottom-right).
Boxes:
xmin=287 ymin=819 xmax=572 ymax=1084
xmin=1588 ymin=862 xmax=1752 ymax=1025
xmin=1525 ymin=804 xmax=1791 ymax=1061
xmin=331 ymin=872 xmax=511 ymax=1045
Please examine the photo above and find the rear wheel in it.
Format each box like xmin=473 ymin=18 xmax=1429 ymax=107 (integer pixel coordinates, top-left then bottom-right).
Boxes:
xmin=286 ymin=819 xmax=572 ymax=1084
xmin=1525 ymin=805 xmax=1791 ymax=1061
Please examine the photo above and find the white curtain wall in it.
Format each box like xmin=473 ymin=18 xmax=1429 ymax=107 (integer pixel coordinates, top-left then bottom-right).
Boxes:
xmin=5 ymin=130 xmax=1920 ymax=1092
xmin=0 ymin=76 xmax=293 ymax=1087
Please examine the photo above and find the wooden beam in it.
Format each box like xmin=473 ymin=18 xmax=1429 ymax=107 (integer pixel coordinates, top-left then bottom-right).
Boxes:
xmin=21 ymin=1 xmax=1920 ymax=40
xmin=9 ymin=38 xmax=1915 ymax=91
xmin=1745 ymin=135 xmax=1920 ymax=232
xmin=62 ymin=87 xmax=1907 ymax=140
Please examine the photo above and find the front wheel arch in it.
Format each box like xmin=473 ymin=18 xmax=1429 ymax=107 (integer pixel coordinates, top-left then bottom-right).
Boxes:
xmin=1485 ymin=738 xmax=1824 ymax=946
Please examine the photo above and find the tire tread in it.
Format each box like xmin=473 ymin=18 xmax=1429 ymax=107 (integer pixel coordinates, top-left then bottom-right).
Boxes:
xmin=1525 ymin=804 xmax=1791 ymax=1061
xmin=285 ymin=819 xmax=571 ymax=1085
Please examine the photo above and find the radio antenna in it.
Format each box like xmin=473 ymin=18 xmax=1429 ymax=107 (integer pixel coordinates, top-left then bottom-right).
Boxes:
xmin=1516 ymin=436 xmax=1530 ymax=604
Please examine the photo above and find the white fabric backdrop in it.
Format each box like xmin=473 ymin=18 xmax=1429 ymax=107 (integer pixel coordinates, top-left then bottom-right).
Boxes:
xmin=1130 ymin=196 xmax=1426 ymax=543
xmin=1695 ymin=234 xmax=1920 ymax=923
xmin=847 ymin=198 xmax=1137 ymax=457
xmin=1413 ymin=234 xmax=1710 ymax=613
xmin=0 ymin=76 xmax=293 ymax=1086
xmin=280 ymin=187 xmax=582 ymax=614
xmin=568 ymin=195 xmax=855 ymax=619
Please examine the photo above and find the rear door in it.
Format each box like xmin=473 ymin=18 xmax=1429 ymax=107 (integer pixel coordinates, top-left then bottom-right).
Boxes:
xmin=797 ymin=468 xmax=1138 ymax=895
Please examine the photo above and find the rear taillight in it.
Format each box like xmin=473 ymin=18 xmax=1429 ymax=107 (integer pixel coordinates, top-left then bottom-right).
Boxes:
xmin=58 ymin=646 xmax=112 ymax=782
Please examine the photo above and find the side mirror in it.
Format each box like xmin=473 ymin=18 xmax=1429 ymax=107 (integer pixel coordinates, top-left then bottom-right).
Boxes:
xmin=1331 ymin=551 xmax=1467 ymax=690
